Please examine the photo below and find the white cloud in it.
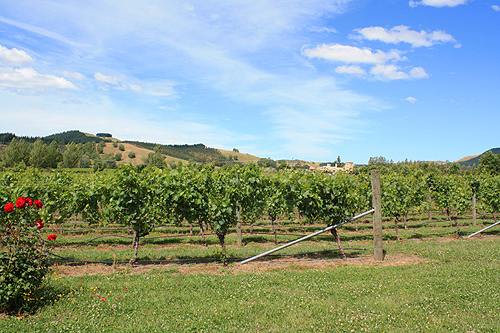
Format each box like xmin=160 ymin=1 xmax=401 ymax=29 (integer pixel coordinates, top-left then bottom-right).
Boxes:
xmin=370 ymin=65 xmax=409 ymax=80
xmin=405 ymin=97 xmax=417 ymax=103
xmin=308 ymin=26 xmax=338 ymax=33
xmin=370 ymin=65 xmax=429 ymax=81
xmin=492 ymin=5 xmax=500 ymax=11
xmin=353 ymin=25 xmax=457 ymax=48
xmin=0 ymin=67 xmax=78 ymax=91
xmin=0 ymin=45 xmax=34 ymax=65
xmin=335 ymin=65 xmax=366 ymax=75
xmin=409 ymin=67 xmax=429 ymax=79
xmin=94 ymin=72 xmax=121 ymax=85
xmin=409 ymin=0 xmax=468 ymax=8
xmin=303 ymin=44 xmax=404 ymax=64
xmin=61 ymin=71 xmax=85 ymax=80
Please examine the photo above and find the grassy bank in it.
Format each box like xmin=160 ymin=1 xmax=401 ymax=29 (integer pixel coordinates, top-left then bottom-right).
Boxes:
xmin=1 ymin=235 xmax=499 ymax=332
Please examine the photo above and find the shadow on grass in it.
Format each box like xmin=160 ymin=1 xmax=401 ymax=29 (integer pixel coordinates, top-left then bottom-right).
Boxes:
xmin=1 ymin=280 xmax=71 ymax=317
xmin=50 ymin=247 xmax=368 ymax=267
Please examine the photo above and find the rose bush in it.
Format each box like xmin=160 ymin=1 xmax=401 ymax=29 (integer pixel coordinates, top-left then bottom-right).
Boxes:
xmin=0 ymin=197 xmax=52 ymax=313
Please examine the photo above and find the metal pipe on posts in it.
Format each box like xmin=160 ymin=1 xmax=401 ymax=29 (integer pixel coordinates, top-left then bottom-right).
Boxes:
xmin=467 ymin=220 xmax=500 ymax=238
xmin=240 ymin=209 xmax=375 ymax=265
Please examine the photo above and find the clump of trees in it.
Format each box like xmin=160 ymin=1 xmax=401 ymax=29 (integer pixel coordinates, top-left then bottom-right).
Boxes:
xmin=0 ymin=138 xmax=117 ymax=170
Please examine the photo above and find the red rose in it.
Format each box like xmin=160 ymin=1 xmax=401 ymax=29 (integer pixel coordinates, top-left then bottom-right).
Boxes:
xmin=15 ymin=197 xmax=26 ymax=209
xmin=35 ymin=220 xmax=44 ymax=229
xmin=4 ymin=202 xmax=14 ymax=213
xmin=34 ymin=200 xmax=43 ymax=209
xmin=47 ymin=234 xmax=57 ymax=240
xmin=26 ymin=198 xmax=33 ymax=206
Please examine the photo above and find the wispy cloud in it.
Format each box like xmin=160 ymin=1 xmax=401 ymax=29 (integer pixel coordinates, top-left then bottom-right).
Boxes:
xmin=0 ymin=1 xmax=387 ymax=160
xmin=352 ymin=25 xmax=458 ymax=48
xmin=0 ymin=67 xmax=77 ymax=91
xmin=303 ymin=44 xmax=405 ymax=64
xmin=492 ymin=5 xmax=500 ymax=12
xmin=409 ymin=0 xmax=468 ymax=8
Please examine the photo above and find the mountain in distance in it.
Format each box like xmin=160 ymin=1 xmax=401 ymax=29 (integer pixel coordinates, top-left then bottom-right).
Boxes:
xmin=456 ymin=148 xmax=500 ymax=167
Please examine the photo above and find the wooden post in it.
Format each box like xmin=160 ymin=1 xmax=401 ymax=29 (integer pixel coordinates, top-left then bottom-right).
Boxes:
xmin=472 ymin=191 xmax=477 ymax=227
xmin=237 ymin=205 xmax=242 ymax=246
xmin=371 ymin=169 xmax=383 ymax=261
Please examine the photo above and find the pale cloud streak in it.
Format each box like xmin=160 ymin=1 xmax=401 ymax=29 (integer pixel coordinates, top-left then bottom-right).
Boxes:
xmin=335 ymin=65 xmax=366 ymax=75
xmin=409 ymin=0 xmax=468 ymax=8
xmin=353 ymin=25 xmax=457 ymax=48
xmin=0 ymin=67 xmax=77 ymax=91
xmin=303 ymin=44 xmax=405 ymax=64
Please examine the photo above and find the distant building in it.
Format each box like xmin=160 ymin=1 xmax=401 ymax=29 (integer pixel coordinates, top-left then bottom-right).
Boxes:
xmin=309 ymin=161 xmax=354 ymax=174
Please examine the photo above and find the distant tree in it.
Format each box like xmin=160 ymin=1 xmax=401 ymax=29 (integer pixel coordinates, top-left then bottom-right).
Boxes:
xmin=115 ymin=153 xmax=122 ymax=161
xmin=1 ymin=138 xmax=30 ymax=167
xmin=44 ymin=141 xmax=63 ymax=168
xmin=258 ymin=158 xmax=277 ymax=169
xmin=233 ymin=148 xmax=239 ymax=153
xmin=368 ymin=156 xmax=389 ymax=165
xmin=118 ymin=144 xmax=125 ymax=151
xmin=147 ymin=145 xmax=166 ymax=168
xmin=168 ymin=161 xmax=178 ymax=169
xmin=479 ymin=151 xmax=500 ymax=175
xmin=29 ymin=139 xmax=49 ymax=168
xmin=79 ymin=154 xmax=92 ymax=168
xmin=447 ymin=162 xmax=461 ymax=175
xmin=128 ymin=152 xmax=136 ymax=159
xmin=113 ymin=142 xmax=118 ymax=148
xmin=63 ymin=143 xmax=83 ymax=168
xmin=97 ymin=145 xmax=103 ymax=154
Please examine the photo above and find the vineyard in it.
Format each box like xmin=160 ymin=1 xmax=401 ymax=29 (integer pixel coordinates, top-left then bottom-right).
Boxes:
xmin=1 ymin=164 xmax=499 ymax=265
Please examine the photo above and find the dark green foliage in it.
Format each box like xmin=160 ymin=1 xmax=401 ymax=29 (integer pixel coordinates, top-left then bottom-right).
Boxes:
xmin=478 ymin=150 xmax=500 ymax=175
xmin=0 ymin=133 xmax=16 ymax=144
xmin=128 ymin=152 xmax=136 ymax=159
xmin=96 ymin=133 xmax=112 ymax=138
xmin=43 ymin=130 xmax=103 ymax=144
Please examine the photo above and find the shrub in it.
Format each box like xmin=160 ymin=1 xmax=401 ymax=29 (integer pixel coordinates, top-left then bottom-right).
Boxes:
xmin=118 ymin=144 xmax=125 ymax=151
xmin=115 ymin=153 xmax=122 ymax=161
xmin=0 ymin=198 xmax=53 ymax=313
xmin=113 ymin=142 xmax=118 ymax=148
xmin=128 ymin=152 xmax=136 ymax=159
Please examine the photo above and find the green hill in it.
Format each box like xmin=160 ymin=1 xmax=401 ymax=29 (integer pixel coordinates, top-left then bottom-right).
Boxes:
xmin=43 ymin=130 xmax=104 ymax=144
xmin=458 ymin=148 xmax=500 ymax=167
xmin=125 ymin=141 xmax=230 ymax=164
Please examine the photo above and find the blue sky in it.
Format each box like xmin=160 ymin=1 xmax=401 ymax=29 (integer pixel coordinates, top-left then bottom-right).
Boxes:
xmin=0 ymin=0 xmax=499 ymax=164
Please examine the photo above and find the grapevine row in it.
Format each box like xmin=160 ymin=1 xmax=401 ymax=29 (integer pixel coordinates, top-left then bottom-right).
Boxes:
xmin=1 ymin=165 xmax=499 ymax=262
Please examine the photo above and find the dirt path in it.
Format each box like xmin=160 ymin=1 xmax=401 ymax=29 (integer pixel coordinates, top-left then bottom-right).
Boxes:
xmin=53 ymin=253 xmax=427 ymax=277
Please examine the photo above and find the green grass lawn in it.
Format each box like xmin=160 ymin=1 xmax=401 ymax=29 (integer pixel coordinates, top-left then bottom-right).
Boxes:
xmin=1 ymin=234 xmax=499 ymax=332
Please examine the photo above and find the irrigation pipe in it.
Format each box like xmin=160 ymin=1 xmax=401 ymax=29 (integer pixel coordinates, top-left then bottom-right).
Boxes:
xmin=467 ymin=220 xmax=500 ymax=238
xmin=240 ymin=209 xmax=375 ymax=265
